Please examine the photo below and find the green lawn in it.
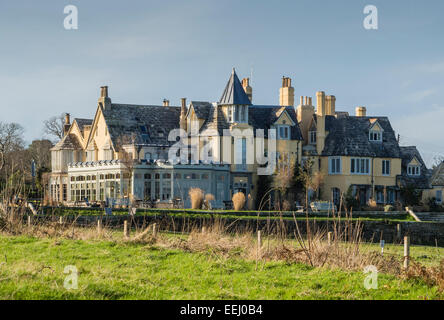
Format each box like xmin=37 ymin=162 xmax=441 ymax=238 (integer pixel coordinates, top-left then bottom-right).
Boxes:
xmin=0 ymin=235 xmax=442 ymax=300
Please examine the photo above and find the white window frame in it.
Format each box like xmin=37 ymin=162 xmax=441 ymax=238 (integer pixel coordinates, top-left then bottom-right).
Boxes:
xmin=329 ymin=157 xmax=342 ymax=175
xmin=278 ymin=125 xmax=290 ymax=140
xmin=369 ymin=130 xmax=382 ymax=142
xmin=309 ymin=131 xmax=316 ymax=145
xmin=350 ymin=157 xmax=371 ymax=175
xmin=382 ymin=160 xmax=391 ymax=176
xmin=407 ymin=165 xmax=420 ymax=176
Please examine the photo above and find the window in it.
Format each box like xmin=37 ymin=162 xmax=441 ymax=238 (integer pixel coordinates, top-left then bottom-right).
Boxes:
xmin=329 ymin=157 xmax=342 ymax=174
xmin=144 ymin=152 xmax=151 ymax=161
xmin=369 ymin=130 xmax=382 ymax=142
xmin=407 ymin=165 xmax=420 ymax=176
xmin=382 ymin=160 xmax=391 ymax=176
xmin=278 ymin=125 xmax=290 ymax=140
xmin=351 ymin=158 xmax=370 ymax=175
xmin=309 ymin=131 xmax=316 ymax=145
xmin=376 ymin=190 xmax=384 ymax=203
xmin=228 ymin=107 xmax=233 ymax=123
xmin=144 ymin=173 xmax=151 ymax=179
xmin=332 ymin=188 xmax=341 ymax=205
xmin=436 ymin=190 xmax=443 ymax=204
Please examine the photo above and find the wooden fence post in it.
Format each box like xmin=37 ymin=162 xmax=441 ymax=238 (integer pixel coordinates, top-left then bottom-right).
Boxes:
xmin=201 ymin=226 xmax=206 ymax=234
xmin=404 ymin=236 xmax=410 ymax=270
xmin=124 ymin=220 xmax=129 ymax=238
xmin=59 ymin=216 xmax=63 ymax=225
xmin=257 ymin=230 xmax=262 ymax=259
xmin=97 ymin=219 xmax=102 ymax=234
xmin=153 ymin=223 xmax=158 ymax=238
xmin=327 ymin=232 xmax=332 ymax=246
xmin=396 ymin=224 xmax=401 ymax=242
xmin=27 ymin=215 xmax=31 ymax=228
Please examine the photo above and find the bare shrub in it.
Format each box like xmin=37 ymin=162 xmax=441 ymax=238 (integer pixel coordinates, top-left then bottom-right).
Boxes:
xmin=203 ymin=193 xmax=215 ymax=210
xmin=232 ymin=192 xmax=246 ymax=211
xmin=368 ymin=198 xmax=377 ymax=208
xmin=282 ymin=200 xmax=291 ymax=211
xmin=189 ymin=188 xmax=204 ymax=209
xmin=403 ymin=260 xmax=444 ymax=292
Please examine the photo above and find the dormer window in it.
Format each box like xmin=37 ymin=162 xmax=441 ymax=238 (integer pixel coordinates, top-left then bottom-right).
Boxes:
xmin=369 ymin=130 xmax=382 ymax=142
xmin=277 ymin=125 xmax=290 ymax=140
xmin=368 ymin=121 xmax=383 ymax=142
xmin=309 ymin=131 xmax=317 ymax=145
xmin=407 ymin=165 xmax=420 ymax=176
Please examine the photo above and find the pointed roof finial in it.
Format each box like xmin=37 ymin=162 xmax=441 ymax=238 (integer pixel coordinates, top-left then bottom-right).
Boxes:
xmin=219 ymin=68 xmax=252 ymax=105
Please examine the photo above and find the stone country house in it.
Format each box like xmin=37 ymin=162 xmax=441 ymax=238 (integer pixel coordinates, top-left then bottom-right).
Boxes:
xmin=46 ymin=69 xmax=437 ymax=209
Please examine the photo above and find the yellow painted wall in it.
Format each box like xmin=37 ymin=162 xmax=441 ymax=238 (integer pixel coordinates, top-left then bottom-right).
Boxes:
xmin=316 ymin=156 xmax=401 ymax=200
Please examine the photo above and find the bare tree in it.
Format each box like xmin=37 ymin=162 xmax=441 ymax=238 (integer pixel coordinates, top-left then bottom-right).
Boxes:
xmin=0 ymin=122 xmax=25 ymax=172
xmin=115 ymin=134 xmax=140 ymax=205
xmin=28 ymin=139 xmax=53 ymax=170
xmin=43 ymin=113 xmax=66 ymax=141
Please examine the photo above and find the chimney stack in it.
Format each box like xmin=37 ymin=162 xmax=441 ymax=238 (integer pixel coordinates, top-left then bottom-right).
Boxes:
xmin=163 ymin=99 xmax=170 ymax=107
xmin=63 ymin=113 xmax=71 ymax=136
xmin=279 ymin=76 xmax=295 ymax=107
xmin=180 ymin=98 xmax=187 ymax=131
xmin=100 ymin=86 xmax=109 ymax=98
xmin=316 ymin=91 xmax=326 ymax=116
xmin=98 ymin=85 xmax=111 ymax=110
xmin=355 ymin=106 xmax=367 ymax=117
xmin=242 ymin=78 xmax=253 ymax=103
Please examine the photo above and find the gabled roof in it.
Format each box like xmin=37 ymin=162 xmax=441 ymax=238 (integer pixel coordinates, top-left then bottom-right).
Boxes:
xmin=321 ymin=115 xmax=401 ymax=158
xmin=249 ymin=105 xmax=303 ymax=140
xmin=430 ymin=161 xmax=444 ymax=186
xmin=51 ymin=133 xmax=82 ymax=151
xmin=188 ymin=101 xmax=212 ymax=119
xmin=398 ymin=146 xmax=430 ymax=189
xmin=219 ymin=68 xmax=252 ymax=105
xmin=101 ymin=104 xmax=181 ymax=147
xmin=74 ymin=118 xmax=93 ymax=131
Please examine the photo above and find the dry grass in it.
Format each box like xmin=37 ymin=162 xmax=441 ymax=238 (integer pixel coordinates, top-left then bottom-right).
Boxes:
xmin=232 ymin=192 xmax=246 ymax=211
xmin=403 ymin=260 xmax=444 ymax=292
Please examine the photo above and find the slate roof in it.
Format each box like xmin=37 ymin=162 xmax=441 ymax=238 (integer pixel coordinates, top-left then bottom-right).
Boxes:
xmin=101 ymin=104 xmax=181 ymax=148
xmin=199 ymin=104 xmax=230 ymax=135
xmin=74 ymin=118 xmax=93 ymax=131
xmin=321 ymin=115 xmax=401 ymax=158
xmin=198 ymin=104 xmax=303 ymax=139
xmin=219 ymin=69 xmax=252 ymax=106
xmin=51 ymin=133 xmax=82 ymax=151
xmin=189 ymin=101 xmax=212 ymax=119
xmin=249 ymin=105 xmax=303 ymax=140
xmin=398 ymin=146 xmax=430 ymax=189
xmin=430 ymin=161 xmax=444 ymax=186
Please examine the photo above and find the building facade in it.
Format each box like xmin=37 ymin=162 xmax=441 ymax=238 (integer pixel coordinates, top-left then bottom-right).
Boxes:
xmin=48 ymin=69 xmax=432 ymax=208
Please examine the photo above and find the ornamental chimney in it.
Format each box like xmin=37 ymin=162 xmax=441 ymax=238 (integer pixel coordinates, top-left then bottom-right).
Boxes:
xmin=180 ymin=98 xmax=187 ymax=131
xmin=241 ymin=78 xmax=253 ymax=103
xmin=98 ymin=86 xmax=112 ymax=110
xmin=279 ymin=77 xmax=295 ymax=107
xmin=63 ymin=113 xmax=71 ymax=136
xmin=355 ymin=106 xmax=367 ymax=117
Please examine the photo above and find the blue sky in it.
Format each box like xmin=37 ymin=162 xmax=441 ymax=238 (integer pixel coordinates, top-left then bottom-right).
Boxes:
xmin=0 ymin=0 xmax=443 ymax=166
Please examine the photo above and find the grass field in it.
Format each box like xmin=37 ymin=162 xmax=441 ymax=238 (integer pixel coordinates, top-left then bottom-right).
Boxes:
xmin=0 ymin=235 xmax=442 ymax=300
